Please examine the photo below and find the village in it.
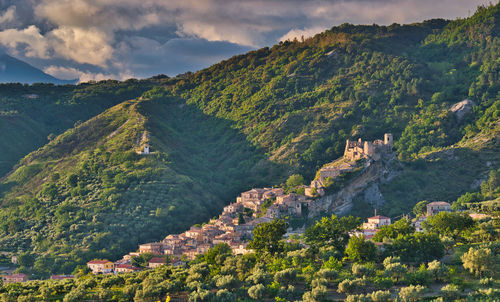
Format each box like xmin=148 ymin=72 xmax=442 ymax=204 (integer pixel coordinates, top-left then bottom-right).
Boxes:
xmin=0 ymin=134 xmax=474 ymax=279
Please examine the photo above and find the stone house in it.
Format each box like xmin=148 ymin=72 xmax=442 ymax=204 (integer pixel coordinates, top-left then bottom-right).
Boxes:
xmin=362 ymin=215 xmax=391 ymax=229
xmin=426 ymin=201 xmax=451 ymax=216
xmin=115 ymin=264 xmax=141 ymax=273
xmin=87 ymin=260 xmax=114 ymax=274
xmin=139 ymin=242 xmax=164 ymax=255
xmin=148 ymin=258 xmax=167 ymax=268
xmin=2 ymin=273 xmax=28 ymax=284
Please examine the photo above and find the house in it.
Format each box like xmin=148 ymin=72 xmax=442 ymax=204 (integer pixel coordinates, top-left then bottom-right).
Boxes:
xmin=223 ymin=202 xmax=243 ymax=214
xmin=412 ymin=216 xmax=427 ymax=232
xmin=362 ymin=215 xmax=391 ymax=229
xmin=2 ymin=273 xmax=28 ymax=284
xmin=426 ymin=201 xmax=451 ymax=216
xmin=170 ymin=258 xmax=186 ymax=267
xmin=148 ymin=257 xmax=167 ymax=268
xmin=139 ymin=242 xmax=164 ymax=255
xmin=87 ymin=260 xmax=114 ymax=274
xmin=50 ymin=275 xmax=74 ymax=280
xmin=185 ymin=227 xmax=203 ymax=239
xmin=115 ymin=264 xmax=141 ymax=273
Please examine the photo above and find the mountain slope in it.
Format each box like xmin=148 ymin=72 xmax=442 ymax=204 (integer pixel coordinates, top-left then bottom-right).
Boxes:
xmin=0 ymin=53 xmax=75 ymax=84
xmin=0 ymin=79 xmax=160 ymax=176
xmin=0 ymin=96 xmax=284 ymax=275
xmin=0 ymin=4 xmax=498 ymax=275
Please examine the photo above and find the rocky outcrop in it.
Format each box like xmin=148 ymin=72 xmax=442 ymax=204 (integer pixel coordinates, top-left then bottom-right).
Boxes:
xmin=307 ymin=160 xmax=384 ymax=217
xmin=450 ymin=99 xmax=475 ymax=120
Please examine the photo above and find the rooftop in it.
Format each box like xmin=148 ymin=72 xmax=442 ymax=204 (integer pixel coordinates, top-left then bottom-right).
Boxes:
xmin=87 ymin=260 xmax=112 ymax=264
xmin=427 ymin=201 xmax=451 ymax=206
xmin=368 ymin=215 xmax=390 ymax=220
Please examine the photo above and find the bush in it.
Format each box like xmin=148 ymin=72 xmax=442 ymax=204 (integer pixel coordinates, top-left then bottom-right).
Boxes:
xmin=398 ymin=285 xmax=426 ymax=302
xmin=370 ymin=290 xmax=391 ymax=302
xmin=352 ymin=263 xmax=375 ymax=277
xmin=440 ymin=284 xmax=460 ymax=300
xmin=345 ymin=293 xmax=371 ymax=302
xmin=273 ymin=268 xmax=297 ymax=286
xmin=248 ymin=284 xmax=266 ymax=300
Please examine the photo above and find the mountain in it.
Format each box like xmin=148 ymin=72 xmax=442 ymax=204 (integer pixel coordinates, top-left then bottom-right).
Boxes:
xmin=0 ymin=4 xmax=498 ymax=275
xmin=0 ymin=53 xmax=76 ymax=85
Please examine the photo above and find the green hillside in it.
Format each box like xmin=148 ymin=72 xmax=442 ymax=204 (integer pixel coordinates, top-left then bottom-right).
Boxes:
xmin=0 ymin=97 xmax=283 ymax=275
xmin=0 ymin=79 xmax=161 ymax=176
xmin=0 ymin=4 xmax=498 ymax=275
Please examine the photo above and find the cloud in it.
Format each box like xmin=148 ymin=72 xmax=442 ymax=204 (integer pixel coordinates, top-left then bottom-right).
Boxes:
xmin=49 ymin=26 xmax=113 ymax=66
xmin=0 ymin=5 xmax=15 ymax=26
xmin=0 ymin=0 xmax=493 ymax=82
xmin=44 ymin=65 xmax=133 ymax=83
xmin=0 ymin=25 xmax=50 ymax=58
xmin=279 ymin=26 xmax=326 ymax=42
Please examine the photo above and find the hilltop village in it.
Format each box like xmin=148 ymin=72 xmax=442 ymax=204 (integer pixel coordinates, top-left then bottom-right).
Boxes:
xmin=70 ymin=134 xmax=455 ymax=274
xmin=0 ymin=133 xmax=481 ymax=279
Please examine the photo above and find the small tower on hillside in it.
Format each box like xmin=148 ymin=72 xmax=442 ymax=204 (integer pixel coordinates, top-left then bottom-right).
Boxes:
xmin=384 ymin=133 xmax=393 ymax=147
xmin=142 ymin=144 xmax=150 ymax=155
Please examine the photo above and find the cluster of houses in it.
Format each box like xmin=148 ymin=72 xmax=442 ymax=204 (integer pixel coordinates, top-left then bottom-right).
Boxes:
xmin=85 ymin=188 xmax=312 ymax=274
xmin=357 ymin=201 xmax=453 ymax=239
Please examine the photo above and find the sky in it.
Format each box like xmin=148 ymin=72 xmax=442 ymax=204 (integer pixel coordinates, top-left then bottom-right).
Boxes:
xmin=0 ymin=0 xmax=492 ymax=82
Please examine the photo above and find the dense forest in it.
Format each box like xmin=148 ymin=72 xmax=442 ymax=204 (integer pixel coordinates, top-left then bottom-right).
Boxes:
xmin=0 ymin=3 xmax=498 ymax=278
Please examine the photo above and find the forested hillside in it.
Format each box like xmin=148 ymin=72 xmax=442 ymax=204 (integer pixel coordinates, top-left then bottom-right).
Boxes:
xmin=0 ymin=79 xmax=162 ymax=176
xmin=0 ymin=4 xmax=498 ymax=275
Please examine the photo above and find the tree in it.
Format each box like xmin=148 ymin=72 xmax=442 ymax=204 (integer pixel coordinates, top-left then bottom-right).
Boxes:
xmin=424 ymin=212 xmax=475 ymax=240
xmin=372 ymin=218 xmax=414 ymax=242
xmin=17 ymin=252 xmax=35 ymax=268
xmin=387 ymin=232 xmax=444 ymax=263
xmin=305 ymin=215 xmax=361 ymax=255
xmin=398 ymin=285 xmax=425 ymax=302
xmin=204 ymin=243 xmax=232 ymax=266
xmin=427 ymin=260 xmax=447 ymax=282
xmin=461 ymin=247 xmax=495 ymax=277
xmin=286 ymin=174 xmax=304 ymax=191
xmin=384 ymin=262 xmax=407 ymax=283
xmin=413 ymin=200 xmax=429 ymax=216
xmin=345 ymin=236 xmax=377 ymax=263
xmin=248 ymin=284 xmax=265 ymax=300
xmin=248 ymin=219 xmax=287 ymax=256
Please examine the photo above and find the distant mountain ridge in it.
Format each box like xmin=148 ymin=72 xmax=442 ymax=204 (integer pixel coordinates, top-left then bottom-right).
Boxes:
xmin=0 ymin=53 xmax=76 ymax=84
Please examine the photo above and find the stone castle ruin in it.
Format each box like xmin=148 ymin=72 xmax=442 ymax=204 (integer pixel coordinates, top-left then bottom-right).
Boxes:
xmin=344 ymin=133 xmax=393 ymax=161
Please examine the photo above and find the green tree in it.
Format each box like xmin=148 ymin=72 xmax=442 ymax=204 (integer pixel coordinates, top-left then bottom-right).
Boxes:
xmin=388 ymin=232 xmax=444 ymax=262
xmin=204 ymin=243 xmax=232 ymax=266
xmin=427 ymin=260 xmax=448 ymax=282
xmin=305 ymin=215 xmax=360 ymax=255
xmin=424 ymin=212 xmax=475 ymax=240
xmin=286 ymin=174 xmax=304 ymax=191
xmin=372 ymin=218 xmax=414 ymax=242
xmin=461 ymin=247 xmax=496 ymax=277
xmin=413 ymin=200 xmax=429 ymax=216
xmin=345 ymin=236 xmax=377 ymax=263
xmin=398 ymin=285 xmax=425 ymax=302
xmin=17 ymin=252 xmax=35 ymax=268
xmin=248 ymin=219 xmax=287 ymax=256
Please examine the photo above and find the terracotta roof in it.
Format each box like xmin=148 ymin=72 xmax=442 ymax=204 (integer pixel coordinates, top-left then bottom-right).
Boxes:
xmin=427 ymin=201 xmax=451 ymax=206
xmin=5 ymin=273 xmax=26 ymax=278
xmin=87 ymin=260 xmax=112 ymax=264
xmin=368 ymin=215 xmax=390 ymax=219
xmin=149 ymin=257 xmax=166 ymax=264
xmin=116 ymin=264 xmax=140 ymax=270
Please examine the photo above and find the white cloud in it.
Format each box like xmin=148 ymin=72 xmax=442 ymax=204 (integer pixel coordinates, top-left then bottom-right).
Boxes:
xmin=0 ymin=5 xmax=16 ymax=25
xmin=44 ymin=65 xmax=133 ymax=83
xmin=279 ymin=26 xmax=326 ymax=42
xmin=49 ymin=26 xmax=113 ymax=66
xmin=0 ymin=25 xmax=50 ymax=58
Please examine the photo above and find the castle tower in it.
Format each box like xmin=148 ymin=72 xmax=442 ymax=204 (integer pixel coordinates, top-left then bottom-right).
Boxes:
xmin=344 ymin=139 xmax=351 ymax=157
xmin=384 ymin=133 xmax=393 ymax=147
xmin=364 ymin=141 xmax=374 ymax=156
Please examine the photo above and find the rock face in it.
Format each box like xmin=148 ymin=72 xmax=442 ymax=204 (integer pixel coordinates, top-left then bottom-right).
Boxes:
xmin=450 ymin=99 xmax=476 ymax=120
xmin=307 ymin=161 xmax=384 ymax=217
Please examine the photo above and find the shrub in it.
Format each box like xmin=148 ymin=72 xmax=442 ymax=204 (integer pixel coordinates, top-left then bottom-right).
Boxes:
xmin=248 ymin=284 xmax=266 ymax=300
xmin=273 ymin=268 xmax=297 ymax=286
xmin=352 ymin=263 xmax=375 ymax=277
xmin=398 ymin=285 xmax=426 ymax=302
xmin=345 ymin=293 xmax=371 ymax=302
xmin=370 ymin=290 xmax=391 ymax=302
xmin=440 ymin=284 xmax=460 ymax=300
